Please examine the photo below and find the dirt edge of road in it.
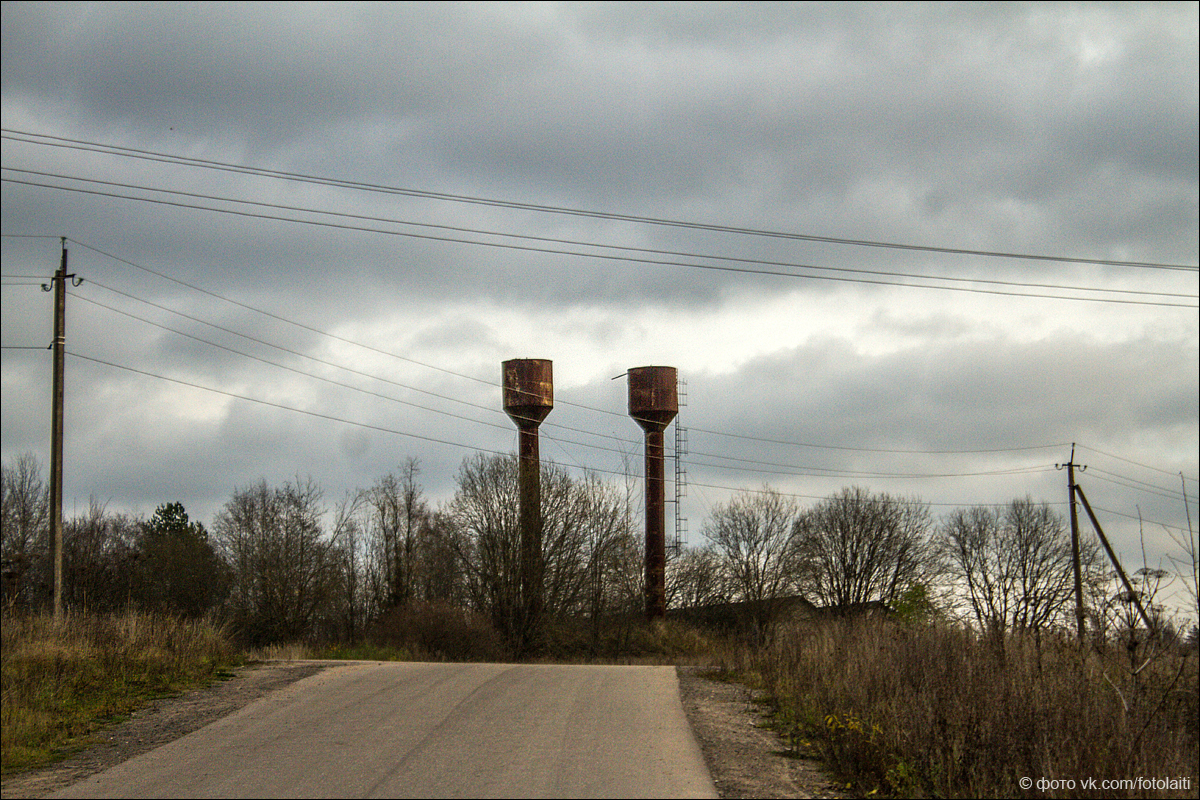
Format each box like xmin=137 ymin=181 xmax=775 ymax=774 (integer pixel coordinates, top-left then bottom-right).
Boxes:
xmin=0 ymin=661 xmax=332 ymax=799
xmin=2 ymin=661 xmax=846 ymax=799
xmin=676 ymin=665 xmax=848 ymax=799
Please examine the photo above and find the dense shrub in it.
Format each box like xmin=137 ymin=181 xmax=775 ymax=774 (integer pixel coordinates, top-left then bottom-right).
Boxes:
xmin=366 ymin=601 xmax=511 ymax=662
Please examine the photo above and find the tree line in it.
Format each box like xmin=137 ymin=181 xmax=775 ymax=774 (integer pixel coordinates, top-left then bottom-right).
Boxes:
xmin=2 ymin=451 xmax=1191 ymax=649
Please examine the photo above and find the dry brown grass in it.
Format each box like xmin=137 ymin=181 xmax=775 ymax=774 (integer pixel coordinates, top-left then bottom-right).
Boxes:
xmin=713 ymin=618 xmax=1198 ymax=798
xmin=1 ymin=609 xmax=239 ymax=775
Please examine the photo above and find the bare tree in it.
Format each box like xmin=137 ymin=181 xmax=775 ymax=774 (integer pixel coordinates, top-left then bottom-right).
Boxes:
xmin=327 ymin=492 xmax=370 ymax=641
xmin=795 ymin=486 xmax=936 ymax=610
xmin=63 ymin=496 xmax=141 ymax=613
xmin=938 ymin=496 xmax=1098 ymax=634
xmin=1 ymin=453 xmax=49 ymax=608
xmin=362 ymin=458 xmax=428 ymax=611
xmin=703 ymin=486 xmax=801 ymax=630
xmin=666 ymin=542 xmax=727 ymax=610
xmin=446 ymin=453 xmax=636 ymax=648
xmin=1165 ymin=475 xmax=1197 ymax=644
xmin=414 ymin=510 xmax=464 ymax=604
xmin=213 ymin=477 xmax=337 ymax=645
xmin=543 ymin=469 xmax=635 ymax=618
xmin=448 ymin=454 xmax=523 ymax=639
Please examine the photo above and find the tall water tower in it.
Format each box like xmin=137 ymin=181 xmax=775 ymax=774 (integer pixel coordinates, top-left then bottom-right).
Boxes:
xmin=502 ymin=359 xmax=553 ymax=639
xmin=627 ymin=366 xmax=678 ymax=620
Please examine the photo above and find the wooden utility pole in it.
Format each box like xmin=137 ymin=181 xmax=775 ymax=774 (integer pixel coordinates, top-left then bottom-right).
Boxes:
xmin=1075 ymin=482 xmax=1156 ymax=632
xmin=42 ymin=238 xmax=78 ymax=618
xmin=1060 ymin=445 xmax=1087 ymax=642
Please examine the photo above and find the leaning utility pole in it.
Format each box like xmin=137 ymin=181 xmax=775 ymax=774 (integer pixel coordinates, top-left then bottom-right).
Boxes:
xmin=42 ymin=238 xmax=79 ymax=618
xmin=1074 ymin=481 xmax=1156 ymax=633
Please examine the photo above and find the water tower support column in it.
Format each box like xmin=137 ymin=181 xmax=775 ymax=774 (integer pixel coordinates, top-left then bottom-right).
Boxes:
xmin=627 ymin=366 xmax=678 ymax=621
xmin=502 ymin=359 xmax=554 ymax=643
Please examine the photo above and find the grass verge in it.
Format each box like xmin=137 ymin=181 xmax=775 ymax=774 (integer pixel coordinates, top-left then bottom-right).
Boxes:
xmin=1 ymin=609 xmax=241 ymax=776
xmin=718 ymin=617 xmax=1199 ymax=798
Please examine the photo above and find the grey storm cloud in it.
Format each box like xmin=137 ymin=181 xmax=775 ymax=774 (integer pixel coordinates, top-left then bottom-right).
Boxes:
xmin=2 ymin=2 xmax=1196 ymax=616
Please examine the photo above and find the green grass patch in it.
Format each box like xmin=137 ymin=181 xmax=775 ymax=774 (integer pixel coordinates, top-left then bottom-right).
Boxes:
xmin=1 ymin=610 xmax=241 ymax=776
xmin=313 ymin=641 xmax=414 ymax=662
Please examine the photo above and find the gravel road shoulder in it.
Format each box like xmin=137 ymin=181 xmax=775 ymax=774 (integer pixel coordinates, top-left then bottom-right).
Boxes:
xmin=2 ymin=661 xmax=846 ymax=799
xmin=0 ymin=661 xmax=333 ymax=799
xmin=676 ymin=666 xmax=848 ymax=799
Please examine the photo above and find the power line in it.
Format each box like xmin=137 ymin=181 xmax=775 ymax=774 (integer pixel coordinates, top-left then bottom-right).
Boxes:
xmin=1083 ymin=501 xmax=1192 ymax=538
xmin=690 ymin=426 xmax=1070 ymax=455
xmin=13 ymin=259 xmax=1188 ymax=517
xmin=60 ymin=288 xmax=1112 ymax=485
xmin=63 ymin=237 xmax=1092 ymax=457
xmin=72 ymin=286 xmax=1091 ymax=484
xmin=80 ymin=279 xmax=509 ymax=420
xmin=4 ymin=171 xmax=1196 ymax=309
xmin=64 ymin=237 xmax=498 ymax=388
xmin=1077 ymin=444 xmax=1199 ymax=483
xmin=76 ymin=276 xmax=642 ymax=448
xmin=5 ymin=127 xmax=1196 ymax=272
xmin=56 ymin=238 xmax=698 ymax=432
xmin=66 ymin=350 xmax=508 ymax=457
xmin=1085 ymin=469 xmax=1200 ymax=504
xmin=66 ymin=290 xmax=1101 ymax=486
xmin=6 ymin=166 xmax=1194 ymax=303
xmin=71 ymin=290 xmax=515 ymax=434
xmin=64 ymin=349 xmax=1088 ymax=513
xmin=17 ymin=237 xmax=1194 ymax=476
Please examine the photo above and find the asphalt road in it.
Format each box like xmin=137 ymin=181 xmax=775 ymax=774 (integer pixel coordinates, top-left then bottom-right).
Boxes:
xmin=49 ymin=661 xmax=719 ymax=799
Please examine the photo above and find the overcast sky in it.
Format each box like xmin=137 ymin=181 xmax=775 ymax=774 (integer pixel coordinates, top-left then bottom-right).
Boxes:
xmin=2 ymin=2 xmax=1197 ymax=619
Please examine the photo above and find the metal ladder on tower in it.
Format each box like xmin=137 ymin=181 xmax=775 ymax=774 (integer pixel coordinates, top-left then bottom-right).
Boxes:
xmin=670 ymin=376 xmax=688 ymax=558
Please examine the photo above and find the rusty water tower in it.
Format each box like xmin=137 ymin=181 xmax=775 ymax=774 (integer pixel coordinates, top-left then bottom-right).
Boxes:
xmin=502 ymin=358 xmax=553 ymax=636
xmin=628 ymin=365 xmax=678 ymax=620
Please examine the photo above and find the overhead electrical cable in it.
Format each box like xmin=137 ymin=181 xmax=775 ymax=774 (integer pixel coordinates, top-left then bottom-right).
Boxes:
xmin=75 ymin=286 xmax=1072 ymax=483
xmin=1082 ymin=501 xmax=1191 ymax=536
xmin=63 ymin=237 xmax=497 ymax=386
xmin=36 ymin=238 xmax=1178 ymax=462
xmin=66 ymin=237 xmax=648 ymax=433
xmin=690 ymin=426 xmax=1071 ymax=455
xmin=3 ymin=169 xmax=1196 ymax=309
xmin=82 ymin=280 xmax=509 ymax=418
xmin=1077 ymin=444 xmax=1199 ymax=483
xmin=5 ymin=166 xmax=1194 ymax=303
xmin=78 ymin=278 xmax=643 ymax=448
xmin=680 ymin=446 xmax=1057 ymax=479
xmin=66 ymin=350 xmax=509 ymax=457
xmin=65 ymin=348 xmax=1078 ymax=511
xmin=1083 ymin=469 xmax=1199 ymax=504
xmin=71 ymin=292 xmax=515 ymax=434
xmin=4 ymin=127 xmax=1196 ymax=272
xmin=1087 ymin=466 xmax=1199 ymax=500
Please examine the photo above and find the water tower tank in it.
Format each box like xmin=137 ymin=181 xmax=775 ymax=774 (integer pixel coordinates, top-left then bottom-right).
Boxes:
xmin=628 ymin=366 xmax=678 ymax=432
xmin=503 ymin=358 xmax=554 ymax=429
